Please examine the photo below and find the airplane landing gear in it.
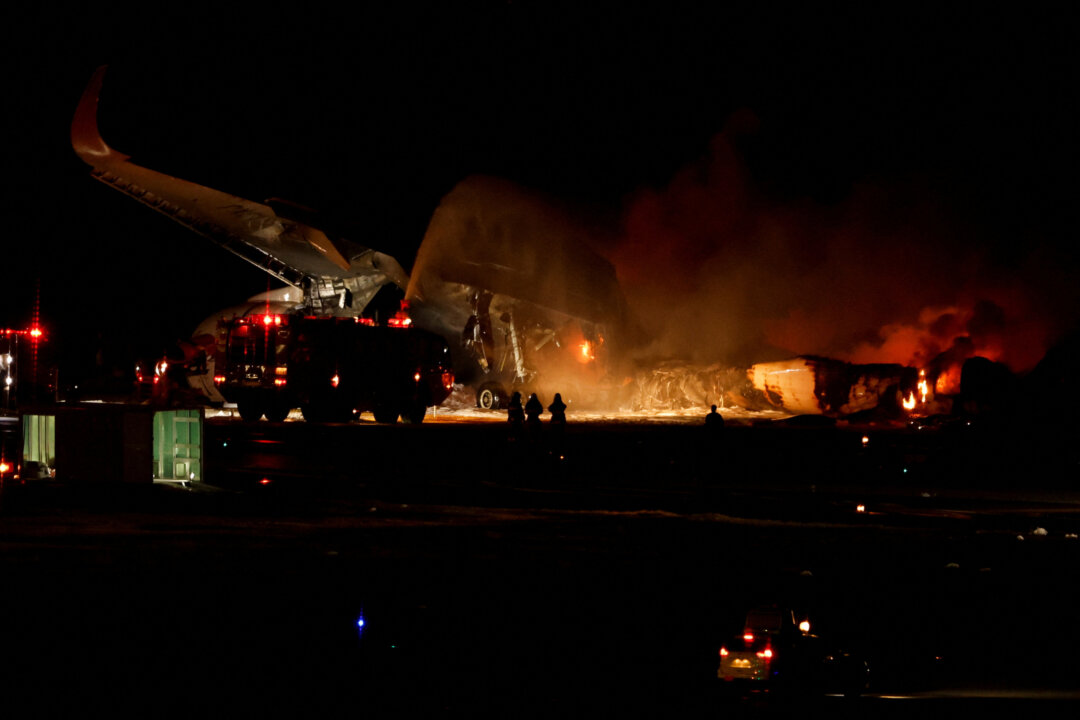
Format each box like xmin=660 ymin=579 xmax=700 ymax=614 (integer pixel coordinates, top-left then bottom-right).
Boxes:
xmin=476 ymin=382 xmax=505 ymax=410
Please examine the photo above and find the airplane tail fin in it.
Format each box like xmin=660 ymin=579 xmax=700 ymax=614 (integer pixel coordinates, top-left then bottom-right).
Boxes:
xmin=71 ymin=66 xmax=129 ymax=166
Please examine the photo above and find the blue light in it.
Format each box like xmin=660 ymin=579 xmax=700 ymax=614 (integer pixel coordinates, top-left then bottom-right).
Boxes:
xmin=356 ymin=617 xmax=365 ymax=629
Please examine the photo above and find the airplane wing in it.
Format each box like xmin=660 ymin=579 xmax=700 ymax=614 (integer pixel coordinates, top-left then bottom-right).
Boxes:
xmin=71 ymin=67 xmax=407 ymax=312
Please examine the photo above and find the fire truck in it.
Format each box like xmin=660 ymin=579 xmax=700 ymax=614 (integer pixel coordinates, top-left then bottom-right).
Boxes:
xmin=213 ymin=311 xmax=454 ymax=423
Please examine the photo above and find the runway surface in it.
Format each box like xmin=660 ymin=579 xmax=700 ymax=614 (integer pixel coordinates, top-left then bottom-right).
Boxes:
xmin=1 ymin=413 xmax=1078 ymax=715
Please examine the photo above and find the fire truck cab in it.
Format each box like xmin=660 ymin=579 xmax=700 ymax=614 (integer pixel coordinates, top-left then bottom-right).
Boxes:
xmin=214 ymin=312 xmax=454 ymax=423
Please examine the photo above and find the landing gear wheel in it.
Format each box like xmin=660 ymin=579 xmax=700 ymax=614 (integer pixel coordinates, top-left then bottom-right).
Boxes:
xmin=476 ymin=383 xmax=505 ymax=410
xmin=237 ymin=401 xmax=264 ymax=422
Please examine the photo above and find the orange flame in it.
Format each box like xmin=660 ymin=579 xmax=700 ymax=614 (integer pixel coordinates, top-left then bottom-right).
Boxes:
xmin=578 ymin=340 xmax=595 ymax=363
xmin=902 ymin=392 xmax=916 ymax=411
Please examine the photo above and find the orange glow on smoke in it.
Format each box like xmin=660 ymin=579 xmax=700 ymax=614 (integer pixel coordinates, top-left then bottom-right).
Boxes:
xmin=935 ymin=365 xmax=962 ymax=395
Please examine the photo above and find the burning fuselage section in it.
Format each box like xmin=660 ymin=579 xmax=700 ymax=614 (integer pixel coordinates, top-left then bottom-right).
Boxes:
xmin=749 ymin=356 xmax=919 ymax=418
xmin=406 ymin=177 xmax=629 ymax=408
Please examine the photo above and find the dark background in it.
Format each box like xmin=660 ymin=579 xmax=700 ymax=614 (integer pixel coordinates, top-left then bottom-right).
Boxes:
xmin=5 ymin=3 xmax=1078 ymax=383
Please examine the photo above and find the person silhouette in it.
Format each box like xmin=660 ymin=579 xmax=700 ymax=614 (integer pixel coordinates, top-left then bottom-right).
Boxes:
xmin=507 ymin=391 xmax=525 ymax=440
xmin=548 ymin=393 xmax=567 ymax=424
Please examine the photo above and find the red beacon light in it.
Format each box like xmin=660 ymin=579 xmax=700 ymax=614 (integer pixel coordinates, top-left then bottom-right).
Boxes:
xmin=387 ymin=300 xmax=412 ymax=328
xmin=387 ymin=311 xmax=412 ymax=329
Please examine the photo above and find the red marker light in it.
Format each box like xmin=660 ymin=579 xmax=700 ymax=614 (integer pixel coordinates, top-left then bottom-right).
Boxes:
xmin=213 ymin=375 xmax=225 ymax=385
xmin=259 ymin=478 xmax=271 ymax=485
xmin=29 ymin=327 xmax=43 ymax=339
xmin=413 ymin=371 xmax=422 ymax=383
xmin=387 ymin=310 xmax=412 ymax=328
xmin=719 ymin=647 xmax=729 ymax=657
xmin=331 ymin=374 xmax=340 ymax=388
xmin=743 ymin=633 xmax=754 ymax=643
xmin=0 ymin=462 xmax=9 ymax=474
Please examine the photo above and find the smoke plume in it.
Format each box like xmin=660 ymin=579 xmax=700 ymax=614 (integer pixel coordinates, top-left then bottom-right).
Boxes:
xmin=607 ymin=112 xmax=1077 ymax=373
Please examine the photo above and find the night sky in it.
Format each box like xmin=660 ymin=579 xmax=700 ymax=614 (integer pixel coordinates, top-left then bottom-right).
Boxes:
xmin=6 ymin=4 xmax=1078 ymax=382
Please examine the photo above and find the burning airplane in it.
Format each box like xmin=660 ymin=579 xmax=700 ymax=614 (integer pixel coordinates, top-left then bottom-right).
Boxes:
xmin=71 ymin=67 xmax=630 ymax=411
xmin=73 ymin=67 xmax=1058 ymax=421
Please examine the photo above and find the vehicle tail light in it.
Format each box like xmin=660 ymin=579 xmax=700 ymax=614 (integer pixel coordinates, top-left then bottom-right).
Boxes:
xmin=743 ymin=632 xmax=754 ymax=643
xmin=756 ymin=647 xmax=773 ymax=660
xmin=213 ymin=375 xmax=225 ymax=385
xmin=719 ymin=647 xmax=728 ymax=657
xmin=274 ymin=378 xmax=287 ymax=387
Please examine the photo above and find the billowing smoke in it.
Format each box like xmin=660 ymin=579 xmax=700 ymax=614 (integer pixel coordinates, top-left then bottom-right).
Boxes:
xmin=407 ymin=114 xmax=1076 ymax=413
xmin=607 ymin=111 xmax=1077 ymax=374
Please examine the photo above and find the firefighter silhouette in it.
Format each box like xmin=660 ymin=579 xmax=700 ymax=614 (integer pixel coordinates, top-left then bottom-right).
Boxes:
xmin=548 ymin=393 xmax=567 ymax=425
xmin=705 ymin=404 xmax=724 ymax=429
xmin=524 ymin=392 xmax=543 ymax=433
xmin=547 ymin=392 xmax=568 ymax=450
